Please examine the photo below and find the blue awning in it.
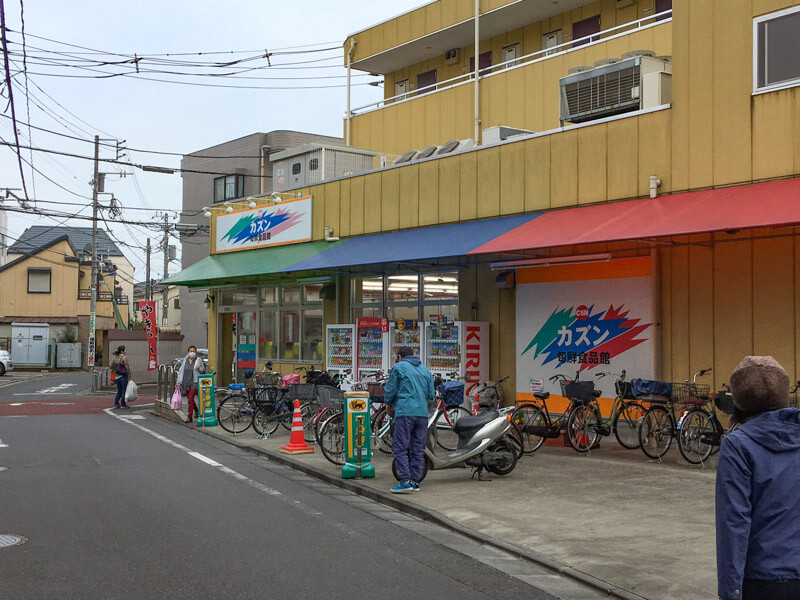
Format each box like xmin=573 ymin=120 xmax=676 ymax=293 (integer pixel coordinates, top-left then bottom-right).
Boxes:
xmin=287 ymin=214 xmax=539 ymax=272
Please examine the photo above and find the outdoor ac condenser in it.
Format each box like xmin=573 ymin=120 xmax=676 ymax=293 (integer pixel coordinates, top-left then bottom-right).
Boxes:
xmin=559 ymin=55 xmax=671 ymax=125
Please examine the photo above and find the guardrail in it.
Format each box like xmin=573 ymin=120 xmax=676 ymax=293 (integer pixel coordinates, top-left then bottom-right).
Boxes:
xmin=350 ymin=9 xmax=673 ymax=117
xmin=157 ymin=364 xmax=177 ymax=402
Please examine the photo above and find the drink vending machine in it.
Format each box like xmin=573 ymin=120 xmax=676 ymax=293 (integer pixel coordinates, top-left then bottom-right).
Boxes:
xmin=389 ymin=318 xmax=426 ymax=363
xmin=325 ymin=324 xmax=355 ymax=379
xmin=356 ymin=318 xmax=390 ymax=381
xmin=425 ymin=316 xmax=490 ymax=403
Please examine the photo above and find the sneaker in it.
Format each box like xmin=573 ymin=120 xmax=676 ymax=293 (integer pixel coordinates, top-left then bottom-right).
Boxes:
xmin=390 ymin=481 xmax=414 ymax=494
xmin=410 ymin=481 xmax=420 ymax=492
xmin=119 ymin=405 xmax=130 ymax=410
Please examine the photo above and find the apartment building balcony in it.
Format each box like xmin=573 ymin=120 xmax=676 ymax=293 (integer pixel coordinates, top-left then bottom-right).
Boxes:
xmin=78 ymin=289 xmax=129 ymax=304
xmin=347 ymin=6 xmax=672 ymax=156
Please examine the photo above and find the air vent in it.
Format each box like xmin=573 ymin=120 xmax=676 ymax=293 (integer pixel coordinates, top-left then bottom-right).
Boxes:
xmin=594 ymin=58 xmax=619 ymax=68
xmin=559 ymin=55 xmax=671 ymax=124
xmin=435 ymin=140 xmax=461 ymax=155
xmin=568 ymin=65 xmax=593 ymax=75
xmin=413 ymin=145 xmax=438 ymax=161
xmin=393 ymin=150 xmax=418 ymax=165
xmin=622 ymin=49 xmax=656 ymax=59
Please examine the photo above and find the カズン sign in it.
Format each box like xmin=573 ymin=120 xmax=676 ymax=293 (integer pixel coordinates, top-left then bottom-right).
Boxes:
xmin=215 ymin=196 xmax=312 ymax=253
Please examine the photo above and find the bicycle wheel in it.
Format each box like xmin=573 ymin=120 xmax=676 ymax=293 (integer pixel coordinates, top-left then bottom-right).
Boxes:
xmin=314 ymin=407 xmax=332 ymax=443
xmin=252 ymin=405 xmax=280 ymax=436
xmin=677 ymin=409 xmax=716 ymax=464
xmin=567 ymin=405 xmax=601 ymax=453
xmin=300 ymin=403 xmax=317 ymax=444
xmin=435 ymin=406 xmax=471 ymax=451
xmin=319 ymin=412 xmax=346 ymax=466
xmin=371 ymin=406 xmax=393 ymax=454
xmin=612 ymin=402 xmax=645 ymax=449
xmin=505 ymin=419 xmax=525 ymax=460
xmin=216 ymin=394 xmax=253 ymax=434
xmin=511 ymin=404 xmax=546 ymax=454
xmin=638 ymin=405 xmax=674 ymax=459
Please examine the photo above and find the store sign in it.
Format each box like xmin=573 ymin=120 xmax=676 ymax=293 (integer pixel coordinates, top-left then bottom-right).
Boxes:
xmin=357 ymin=317 xmax=389 ymax=333
xmin=140 ymin=301 xmax=158 ymax=371
xmin=463 ymin=322 xmax=489 ymax=398
xmin=515 ymin=258 xmax=655 ymax=401
xmin=215 ymin=196 xmax=312 ymax=254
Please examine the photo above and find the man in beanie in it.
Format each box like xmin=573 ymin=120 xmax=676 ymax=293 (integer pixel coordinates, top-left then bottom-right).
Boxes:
xmin=716 ymin=356 xmax=800 ymax=600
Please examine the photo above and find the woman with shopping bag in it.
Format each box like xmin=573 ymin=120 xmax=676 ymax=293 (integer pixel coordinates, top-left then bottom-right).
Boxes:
xmin=110 ymin=346 xmax=131 ymax=409
xmin=175 ymin=345 xmax=205 ymax=422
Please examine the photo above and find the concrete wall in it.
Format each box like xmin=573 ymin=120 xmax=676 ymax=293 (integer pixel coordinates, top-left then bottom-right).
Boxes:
xmin=108 ymin=330 xmax=184 ymax=383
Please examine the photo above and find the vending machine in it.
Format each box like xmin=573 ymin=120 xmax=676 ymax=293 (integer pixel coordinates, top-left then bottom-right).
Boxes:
xmin=356 ymin=318 xmax=390 ymax=381
xmin=389 ymin=318 xmax=426 ymax=363
xmin=425 ymin=317 xmax=490 ymax=401
xmin=325 ymin=324 xmax=355 ymax=378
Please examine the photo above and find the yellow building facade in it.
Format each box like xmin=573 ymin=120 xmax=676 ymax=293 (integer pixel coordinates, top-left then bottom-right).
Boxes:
xmin=173 ymin=0 xmax=800 ymax=402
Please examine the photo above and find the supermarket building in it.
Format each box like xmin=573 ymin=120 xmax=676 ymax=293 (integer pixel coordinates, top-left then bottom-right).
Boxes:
xmin=166 ymin=0 xmax=800 ymax=409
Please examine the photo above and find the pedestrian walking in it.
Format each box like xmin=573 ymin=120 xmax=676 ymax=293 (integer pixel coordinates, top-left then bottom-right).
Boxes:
xmin=111 ymin=346 xmax=131 ymax=409
xmin=176 ymin=345 xmax=206 ymax=423
xmin=716 ymin=356 xmax=800 ymax=600
xmin=384 ymin=346 xmax=434 ymax=494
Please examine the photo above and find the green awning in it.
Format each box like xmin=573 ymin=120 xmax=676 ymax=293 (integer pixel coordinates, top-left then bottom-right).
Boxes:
xmin=163 ymin=240 xmax=338 ymax=288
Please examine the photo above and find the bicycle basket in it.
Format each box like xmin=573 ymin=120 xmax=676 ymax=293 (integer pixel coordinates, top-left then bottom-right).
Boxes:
xmin=316 ymin=385 xmax=344 ymax=409
xmin=440 ymin=380 xmax=465 ymax=408
xmin=671 ymin=383 xmax=710 ymax=404
xmin=478 ymin=384 xmax=502 ymax=409
xmin=615 ymin=380 xmax=635 ymax=400
xmin=631 ymin=378 xmax=672 ymax=398
xmin=367 ymin=382 xmax=386 ymax=403
xmin=287 ymin=382 xmax=317 ymax=402
xmin=560 ymin=380 xmax=595 ymax=402
xmin=714 ymin=391 xmax=736 ymax=415
xmin=255 ymin=372 xmax=282 ymax=387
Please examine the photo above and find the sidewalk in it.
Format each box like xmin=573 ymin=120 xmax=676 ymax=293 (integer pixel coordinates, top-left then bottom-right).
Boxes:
xmin=159 ymin=404 xmax=717 ymax=600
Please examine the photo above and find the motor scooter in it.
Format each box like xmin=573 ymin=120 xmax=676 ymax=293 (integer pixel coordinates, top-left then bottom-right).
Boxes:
xmin=391 ymin=403 xmax=518 ymax=482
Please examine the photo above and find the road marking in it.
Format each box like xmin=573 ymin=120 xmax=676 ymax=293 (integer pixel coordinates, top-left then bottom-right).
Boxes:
xmin=12 ymin=383 xmax=77 ymax=396
xmin=8 ymin=403 xmax=24 ymax=406
xmin=103 ymin=409 xmax=281 ymax=497
xmin=13 ymin=393 xmax=73 ymax=396
xmin=118 ymin=415 xmax=146 ymax=420
xmin=188 ymin=451 xmax=222 ymax=467
xmin=0 ymin=439 xmax=6 ymax=448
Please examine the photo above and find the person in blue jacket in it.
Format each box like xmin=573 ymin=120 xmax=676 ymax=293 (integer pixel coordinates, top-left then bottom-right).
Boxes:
xmin=384 ymin=346 xmax=435 ymax=494
xmin=716 ymin=355 xmax=800 ymax=600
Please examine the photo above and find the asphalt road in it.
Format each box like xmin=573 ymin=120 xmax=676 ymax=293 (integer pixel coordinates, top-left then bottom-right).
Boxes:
xmin=0 ymin=404 xmax=560 ymax=600
xmin=0 ymin=371 xmax=93 ymax=400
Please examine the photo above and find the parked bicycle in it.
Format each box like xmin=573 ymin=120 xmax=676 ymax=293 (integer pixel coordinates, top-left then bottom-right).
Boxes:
xmin=472 ymin=375 xmax=509 ymax=412
xmin=510 ymin=372 xmax=600 ymax=454
xmin=637 ymin=368 xmax=711 ymax=461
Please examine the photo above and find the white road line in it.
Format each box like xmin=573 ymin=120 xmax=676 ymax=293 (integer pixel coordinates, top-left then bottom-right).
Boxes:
xmin=188 ymin=451 xmax=222 ymax=467
xmin=0 ymin=439 xmax=7 ymax=448
xmin=103 ymin=409 xmax=281 ymax=497
xmin=13 ymin=393 xmax=73 ymax=396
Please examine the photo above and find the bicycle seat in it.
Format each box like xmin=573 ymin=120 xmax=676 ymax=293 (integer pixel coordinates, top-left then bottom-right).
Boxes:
xmin=228 ymin=383 xmax=246 ymax=391
xmin=453 ymin=411 xmax=499 ymax=435
xmin=534 ymin=392 xmax=550 ymax=400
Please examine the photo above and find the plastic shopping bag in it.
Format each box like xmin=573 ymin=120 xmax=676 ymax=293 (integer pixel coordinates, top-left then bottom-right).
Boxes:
xmin=125 ymin=380 xmax=139 ymax=404
xmin=171 ymin=388 xmax=182 ymax=410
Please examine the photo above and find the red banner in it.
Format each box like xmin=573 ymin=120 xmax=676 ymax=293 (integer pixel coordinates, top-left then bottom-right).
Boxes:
xmin=140 ymin=301 xmax=158 ymax=371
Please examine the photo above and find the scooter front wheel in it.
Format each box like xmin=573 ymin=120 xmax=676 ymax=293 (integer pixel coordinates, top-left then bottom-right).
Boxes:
xmin=391 ymin=456 xmax=430 ymax=483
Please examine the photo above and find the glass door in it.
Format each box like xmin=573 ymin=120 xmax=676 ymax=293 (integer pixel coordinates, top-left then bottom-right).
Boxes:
xmin=235 ymin=311 xmax=257 ymax=382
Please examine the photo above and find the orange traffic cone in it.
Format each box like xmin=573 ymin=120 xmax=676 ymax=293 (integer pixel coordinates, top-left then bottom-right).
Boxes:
xmin=472 ymin=392 xmax=480 ymax=416
xmin=280 ymin=400 xmax=314 ymax=455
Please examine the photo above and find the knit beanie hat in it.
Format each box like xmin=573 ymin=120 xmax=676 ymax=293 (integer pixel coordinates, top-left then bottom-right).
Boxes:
xmin=729 ymin=356 xmax=789 ymax=416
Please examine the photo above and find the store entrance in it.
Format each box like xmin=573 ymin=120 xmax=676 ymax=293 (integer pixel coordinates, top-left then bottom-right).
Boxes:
xmin=219 ymin=313 xmax=234 ymax=387
xmin=235 ymin=311 xmax=257 ymax=382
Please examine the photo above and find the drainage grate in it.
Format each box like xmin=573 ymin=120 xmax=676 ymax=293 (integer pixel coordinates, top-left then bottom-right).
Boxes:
xmin=0 ymin=535 xmax=26 ymax=549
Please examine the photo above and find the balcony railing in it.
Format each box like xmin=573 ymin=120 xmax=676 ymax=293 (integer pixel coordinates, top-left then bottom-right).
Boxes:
xmin=349 ymin=9 xmax=672 ymax=117
xmin=78 ymin=289 xmax=129 ymax=304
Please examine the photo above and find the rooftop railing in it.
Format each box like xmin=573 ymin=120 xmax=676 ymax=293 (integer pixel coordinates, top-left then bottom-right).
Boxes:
xmin=349 ymin=9 xmax=672 ymax=117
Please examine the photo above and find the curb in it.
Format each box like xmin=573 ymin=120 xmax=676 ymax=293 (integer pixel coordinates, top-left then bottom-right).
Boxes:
xmin=151 ymin=410 xmax=646 ymax=600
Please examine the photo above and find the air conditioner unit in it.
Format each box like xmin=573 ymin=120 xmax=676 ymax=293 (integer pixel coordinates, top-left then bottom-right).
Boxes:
xmin=444 ymin=48 xmax=460 ymax=65
xmin=559 ymin=55 xmax=671 ymax=124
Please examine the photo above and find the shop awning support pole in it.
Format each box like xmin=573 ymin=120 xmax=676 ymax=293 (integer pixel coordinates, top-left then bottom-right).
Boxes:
xmin=474 ymin=0 xmax=481 ymax=145
xmin=651 ymin=248 xmax=661 ymax=380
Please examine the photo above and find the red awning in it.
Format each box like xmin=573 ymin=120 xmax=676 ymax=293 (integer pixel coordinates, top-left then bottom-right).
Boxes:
xmin=470 ymin=178 xmax=800 ymax=255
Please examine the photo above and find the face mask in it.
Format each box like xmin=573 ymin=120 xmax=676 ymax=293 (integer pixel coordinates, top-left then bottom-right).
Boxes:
xmin=188 ymin=352 xmax=197 ymax=358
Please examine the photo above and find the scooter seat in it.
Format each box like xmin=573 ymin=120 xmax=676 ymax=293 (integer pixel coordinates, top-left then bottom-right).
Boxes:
xmin=453 ymin=410 xmax=499 ymax=435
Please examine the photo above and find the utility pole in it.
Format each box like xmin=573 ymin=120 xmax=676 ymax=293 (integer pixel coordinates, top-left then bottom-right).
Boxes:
xmin=88 ymin=135 xmax=100 ymax=369
xmin=162 ymin=214 xmax=169 ymax=328
xmin=145 ymin=238 xmax=151 ymax=301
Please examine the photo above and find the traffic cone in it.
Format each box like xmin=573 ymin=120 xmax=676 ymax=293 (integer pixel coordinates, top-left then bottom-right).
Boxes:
xmin=280 ymin=400 xmax=314 ymax=455
xmin=472 ymin=392 xmax=480 ymax=416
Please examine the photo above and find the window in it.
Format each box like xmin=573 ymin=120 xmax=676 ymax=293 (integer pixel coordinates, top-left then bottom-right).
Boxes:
xmin=291 ymin=162 xmax=302 ymax=175
xmin=256 ymin=283 xmax=323 ymax=362
xmin=28 ymin=268 xmax=51 ymax=293
xmin=754 ymin=6 xmax=800 ymax=92
xmin=572 ymin=15 xmax=601 ymax=48
xmin=213 ymin=174 xmax=245 ymax=203
xmin=173 ymin=297 xmax=180 ymax=310
xmin=350 ymin=272 xmax=459 ymax=322
xmin=220 ymin=288 xmax=257 ymax=306
xmin=309 ymin=158 xmax=319 ymax=171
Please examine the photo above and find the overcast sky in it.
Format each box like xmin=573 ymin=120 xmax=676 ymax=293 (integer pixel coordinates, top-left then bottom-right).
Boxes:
xmin=0 ymin=1 xmax=425 ymax=281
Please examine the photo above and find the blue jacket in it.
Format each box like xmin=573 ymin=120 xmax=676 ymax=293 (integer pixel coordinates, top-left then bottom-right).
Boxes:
xmin=716 ymin=408 xmax=800 ymax=599
xmin=384 ymin=356 xmax=434 ymax=418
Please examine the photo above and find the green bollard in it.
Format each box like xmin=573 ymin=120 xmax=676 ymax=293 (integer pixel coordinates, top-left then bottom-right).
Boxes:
xmin=342 ymin=391 xmax=375 ymax=479
xmin=196 ymin=373 xmax=218 ymax=427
